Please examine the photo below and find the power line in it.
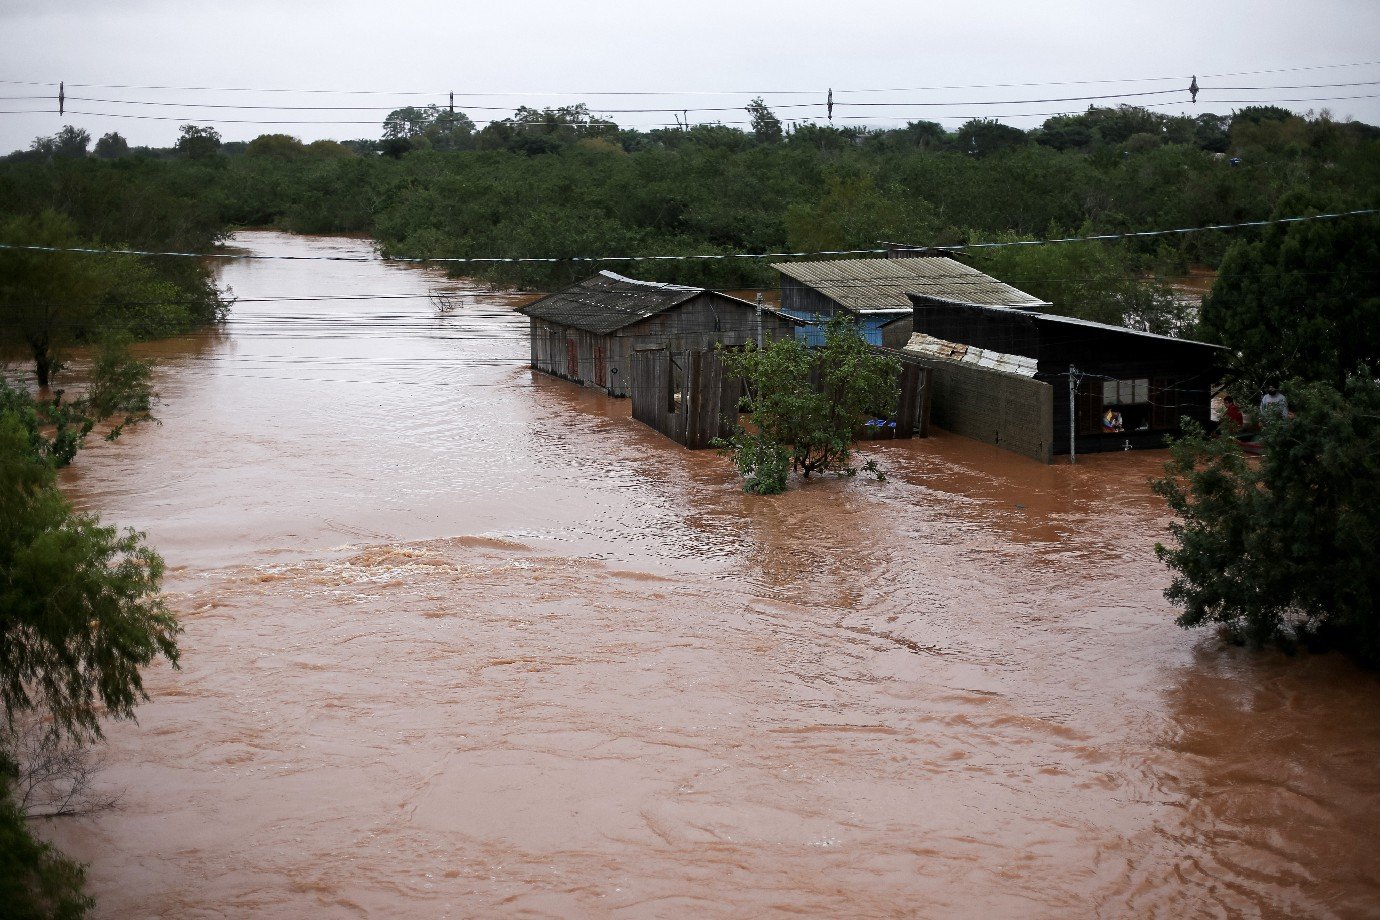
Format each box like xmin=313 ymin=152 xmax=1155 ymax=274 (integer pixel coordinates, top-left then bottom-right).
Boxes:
xmin=7 ymin=94 xmax=1378 ymax=130
xmin=53 ymin=89 xmax=1193 ymax=114
xmin=22 ymin=80 xmax=1372 ymax=115
xmin=2 ymin=59 xmax=1376 ymax=96
xmin=10 ymin=261 xmax=1380 ymax=316
xmin=1 ymin=210 xmax=1374 ymax=265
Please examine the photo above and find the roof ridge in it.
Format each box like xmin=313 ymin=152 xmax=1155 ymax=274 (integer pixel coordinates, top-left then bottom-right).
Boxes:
xmin=597 ymin=269 xmax=701 ymax=293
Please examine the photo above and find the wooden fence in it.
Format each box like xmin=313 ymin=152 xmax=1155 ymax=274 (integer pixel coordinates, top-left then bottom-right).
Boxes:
xmin=630 ymin=346 xmax=931 ymax=450
xmin=629 ymin=348 xmax=739 ymax=449
xmin=874 ymin=347 xmax=932 ymax=440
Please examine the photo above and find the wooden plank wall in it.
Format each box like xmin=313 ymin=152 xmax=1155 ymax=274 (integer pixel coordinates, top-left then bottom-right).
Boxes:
xmin=630 ymin=349 xmax=739 ymax=449
xmin=633 ymin=347 xmax=931 ymax=449
xmin=870 ymin=346 xmax=933 ymax=439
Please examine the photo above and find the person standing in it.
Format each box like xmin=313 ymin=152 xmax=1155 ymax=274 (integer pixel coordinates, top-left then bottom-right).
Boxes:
xmin=1223 ymin=395 xmax=1245 ymax=428
xmin=1260 ymin=385 xmax=1289 ymax=420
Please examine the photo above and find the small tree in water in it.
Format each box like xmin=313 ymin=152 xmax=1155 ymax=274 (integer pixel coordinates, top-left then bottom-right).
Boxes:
xmin=719 ymin=314 xmax=900 ymax=494
xmin=1152 ymin=372 xmax=1380 ymax=663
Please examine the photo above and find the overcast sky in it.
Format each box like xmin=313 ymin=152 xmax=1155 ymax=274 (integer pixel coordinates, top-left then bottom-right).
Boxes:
xmin=2 ymin=0 xmax=1378 ymax=152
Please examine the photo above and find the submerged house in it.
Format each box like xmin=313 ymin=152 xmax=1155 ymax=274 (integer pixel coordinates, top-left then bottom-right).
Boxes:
xmin=519 ymin=271 xmax=802 ymax=397
xmin=772 ymin=255 xmax=1049 ymax=348
xmin=905 ymin=298 xmax=1224 ymax=462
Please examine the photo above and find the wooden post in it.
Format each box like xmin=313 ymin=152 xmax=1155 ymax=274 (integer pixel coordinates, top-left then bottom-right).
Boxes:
xmin=1068 ymin=365 xmax=1078 ymax=464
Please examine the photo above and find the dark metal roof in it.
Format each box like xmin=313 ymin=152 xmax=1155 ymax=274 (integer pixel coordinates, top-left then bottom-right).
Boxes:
xmin=772 ymin=257 xmax=1050 ymax=313
xmin=905 ymin=294 xmax=1226 ymax=350
xmin=518 ymin=271 xmax=710 ymax=335
xmin=519 ymin=271 xmax=804 ymax=335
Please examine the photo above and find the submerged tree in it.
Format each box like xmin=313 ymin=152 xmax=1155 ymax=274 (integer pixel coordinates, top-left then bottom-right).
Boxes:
xmin=0 ymin=353 xmax=174 ymax=916
xmin=0 ymin=212 xmax=111 ymax=388
xmin=0 ymin=756 xmax=92 ymax=919
xmin=1 ymin=364 xmax=177 ymax=743
xmin=718 ymin=314 xmax=900 ymax=494
xmin=1152 ymin=373 xmax=1380 ymax=663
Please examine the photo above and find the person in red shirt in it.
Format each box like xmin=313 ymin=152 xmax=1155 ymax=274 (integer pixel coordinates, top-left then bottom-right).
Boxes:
xmin=1223 ymin=394 xmax=1245 ymax=429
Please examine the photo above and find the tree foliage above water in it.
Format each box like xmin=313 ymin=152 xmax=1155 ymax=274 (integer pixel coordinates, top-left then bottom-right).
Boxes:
xmin=0 ymin=152 xmax=230 ymax=388
xmin=718 ymin=314 xmax=900 ymax=494
xmin=1153 ymin=373 xmax=1380 ymax=664
xmin=1201 ymin=192 xmax=1380 ymax=391
xmin=0 ymin=358 xmax=173 ymax=918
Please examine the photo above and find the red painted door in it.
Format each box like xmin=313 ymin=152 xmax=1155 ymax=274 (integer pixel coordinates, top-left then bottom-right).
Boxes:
xmin=566 ymin=339 xmax=579 ymax=378
xmin=593 ymin=345 xmax=606 ymax=388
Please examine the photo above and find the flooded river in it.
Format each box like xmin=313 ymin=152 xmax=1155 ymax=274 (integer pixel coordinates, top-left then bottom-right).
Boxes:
xmin=49 ymin=232 xmax=1380 ymax=918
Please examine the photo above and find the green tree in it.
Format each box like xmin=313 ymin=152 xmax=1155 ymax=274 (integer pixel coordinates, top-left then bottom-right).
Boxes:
xmin=0 ymin=377 xmax=179 ymax=744
xmin=382 ymin=105 xmax=478 ymax=152
xmin=719 ymin=314 xmax=900 ymax=493
xmin=969 ymin=233 xmax=1191 ymax=334
xmin=382 ymin=106 xmax=430 ymax=141
xmin=174 ymin=124 xmax=221 ymax=159
xmin=91 ymin=132 xmax=129 ymax=159
xmin=955 ymin=118 xmax=1028 ymax=157
xmin=0 ymin=213 xmax=111 ymax=387
xmin=0 ymin=756 xmax=91 ymax=919
xmin=245 ymin=133 xmax=307 ymax=158
xmin=1036 ymin=114 xmax=1094 ymax=151
xmin=745 ymin=97 xmax=783 ymax=144
xmin=0 ymin=358 xmax=172 ymax=918
xmin=52 ymin=127 xmax=90 ymax=159
xmin=1201 ymin=200 xmax=1380 ymax=391
xmin=0 ymin=211 xmax=212 ymax=388
xmin=784 ymin=174 xmax=935 ymax=253
xmin=1153 ymin=374 xmax=1380 ymax=662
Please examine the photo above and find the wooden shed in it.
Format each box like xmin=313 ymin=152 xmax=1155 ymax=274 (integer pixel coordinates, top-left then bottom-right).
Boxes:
xmin=772 ymin=255 xmax=1049 ymax=349
xmin=519 ymin=271 xmax=802 ymax=398
xmin=907 ymin=297 xmax=1225 ymax=459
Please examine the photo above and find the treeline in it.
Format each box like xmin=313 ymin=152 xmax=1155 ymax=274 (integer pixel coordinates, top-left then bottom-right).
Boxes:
xmin=4 ymin=103 xmax=1377 ymax=326
xmin=0 ymin=143 xmax=229 ymax=385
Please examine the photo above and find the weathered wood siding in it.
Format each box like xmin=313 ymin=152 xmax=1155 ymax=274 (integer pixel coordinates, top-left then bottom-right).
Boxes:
xmin=779 ymin=276 xmax=843 ymax=319
xmin=527 ymin=293 xmax=798 ymax=398
xmin=629 ymin=349 xmax=739 ymax=449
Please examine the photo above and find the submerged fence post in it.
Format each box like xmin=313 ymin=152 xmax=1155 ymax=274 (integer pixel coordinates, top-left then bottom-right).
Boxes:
xmin=1068 ymin=364 xmax=1078 ymax=464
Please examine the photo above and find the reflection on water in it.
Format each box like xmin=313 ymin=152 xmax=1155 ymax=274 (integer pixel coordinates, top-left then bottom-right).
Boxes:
xmin=49 ymin=232 xmax=1380 ymax=919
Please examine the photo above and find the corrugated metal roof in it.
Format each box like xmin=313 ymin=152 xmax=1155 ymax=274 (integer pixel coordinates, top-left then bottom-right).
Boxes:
xmin=772 ymin=257 xmax=1050 ymax=313
xmin=904 ymin=333 xmax=1039 ymax=378
xmin=907 ymin=296 xmax=1228 ymax=350
xmin=518 ymin=270 xmax=710 ymax=335
xmin=1022 ymin=309 xmax=1227 ymax=350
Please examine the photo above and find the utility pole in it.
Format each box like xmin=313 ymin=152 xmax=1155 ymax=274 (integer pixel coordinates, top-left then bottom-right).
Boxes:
xmin=1068 ymin=365 xmax=1079 ymax=464
xmin=755 ymin=293 xmax=764 ymax=349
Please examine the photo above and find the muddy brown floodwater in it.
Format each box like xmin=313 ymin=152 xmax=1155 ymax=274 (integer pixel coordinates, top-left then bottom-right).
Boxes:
xmin=46 ymin=232 xmax=1380 ymax=918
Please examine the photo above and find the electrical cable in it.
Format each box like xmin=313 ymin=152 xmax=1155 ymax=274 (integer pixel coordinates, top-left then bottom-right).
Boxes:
xmin=1 ymin=209 xmax=1373 ymax=264
xmin=31 ymin=80 xmax=1376 ymax=115
xmin=1 ymin=59 xmax=1375 ymax=96
xmin=9 ymin=91 xmax=1380 ymax=128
